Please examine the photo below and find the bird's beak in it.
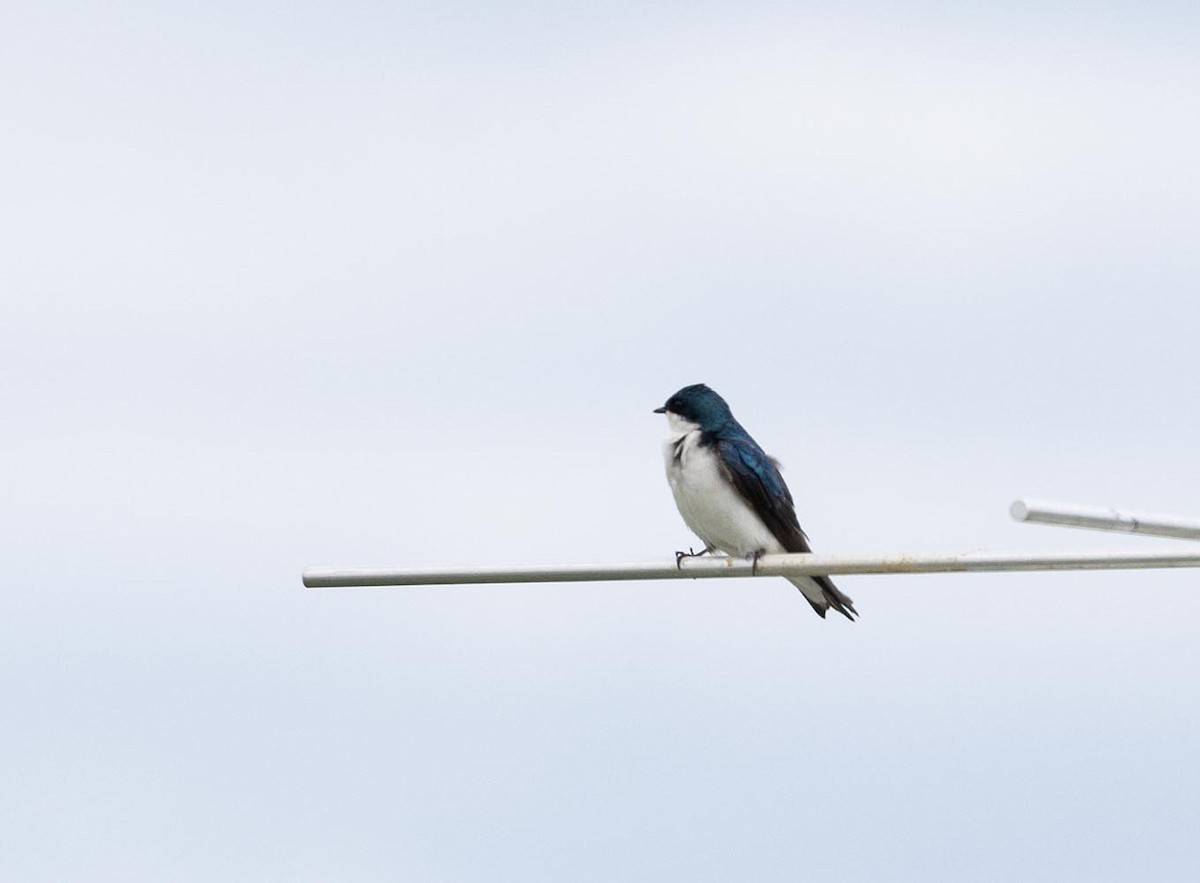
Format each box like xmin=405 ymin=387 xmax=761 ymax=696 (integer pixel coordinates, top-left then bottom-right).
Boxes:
xmin=653 ymin=406 xmax=667 ymax=414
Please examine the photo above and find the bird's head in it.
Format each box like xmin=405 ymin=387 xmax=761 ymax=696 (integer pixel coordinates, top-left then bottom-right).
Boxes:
xmin=654 ymin=383 xmax=734 ymax=432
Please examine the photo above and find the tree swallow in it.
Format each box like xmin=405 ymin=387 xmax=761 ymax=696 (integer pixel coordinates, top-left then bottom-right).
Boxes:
xmin=655 ymin=383 xmax=857 ymax=620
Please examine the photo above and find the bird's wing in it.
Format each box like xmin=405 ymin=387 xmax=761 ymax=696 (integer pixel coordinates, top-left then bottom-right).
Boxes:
xmin=712 ymin=434 xmax=812 ymax=553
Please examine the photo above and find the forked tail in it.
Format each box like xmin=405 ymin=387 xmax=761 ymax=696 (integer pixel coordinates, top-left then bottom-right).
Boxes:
xmin=788 ymin=574 xmax=858 ymax=621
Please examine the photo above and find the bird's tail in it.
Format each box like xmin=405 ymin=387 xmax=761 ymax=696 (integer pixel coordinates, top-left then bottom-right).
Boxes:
xmin=788 ymin=575 xmax=858 ymax=621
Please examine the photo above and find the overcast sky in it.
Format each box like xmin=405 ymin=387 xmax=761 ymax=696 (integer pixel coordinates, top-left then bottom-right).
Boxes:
xmin=4 ymin=2 xmax=1200 ymax=880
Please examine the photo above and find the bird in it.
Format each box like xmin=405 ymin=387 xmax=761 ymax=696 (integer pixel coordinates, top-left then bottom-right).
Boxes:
xmin=654 ymin=383 xmax=857 ymax=620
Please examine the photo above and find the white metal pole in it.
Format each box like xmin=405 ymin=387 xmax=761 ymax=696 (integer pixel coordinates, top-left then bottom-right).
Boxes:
xmin=303 ymin=549 xmax=1200 ymax=589
xmin=1010 ymin=499 xmax=1200 ymax=541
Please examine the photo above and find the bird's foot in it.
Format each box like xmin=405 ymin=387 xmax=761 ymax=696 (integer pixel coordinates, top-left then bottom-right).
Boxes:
xmin=674 ymin=546 xmax=712 ymax=569
xmin=748 ymin=550 xmax=765 ymax=575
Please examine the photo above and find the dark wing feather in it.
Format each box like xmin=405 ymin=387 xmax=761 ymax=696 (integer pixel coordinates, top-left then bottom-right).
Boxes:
xmin=712 ymin=432 xmax=858 ymax=621
xmin=711 ymin=434 xmax=810 ymax=553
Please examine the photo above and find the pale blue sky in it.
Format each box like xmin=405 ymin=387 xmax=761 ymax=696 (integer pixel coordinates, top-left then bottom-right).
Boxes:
xmin=3 ymin=2 xmax=1200 ymax=880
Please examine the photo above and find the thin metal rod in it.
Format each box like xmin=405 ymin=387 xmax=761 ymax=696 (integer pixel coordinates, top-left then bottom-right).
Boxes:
xmin=1011 ymin=499 xmax=1200 ymax=541
xmin=303 ymin=549 xmax=1200 ymax=589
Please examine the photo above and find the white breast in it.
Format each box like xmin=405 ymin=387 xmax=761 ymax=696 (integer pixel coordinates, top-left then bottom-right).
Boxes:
xmin=662 ymin=427 xmax=783 ymax=558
